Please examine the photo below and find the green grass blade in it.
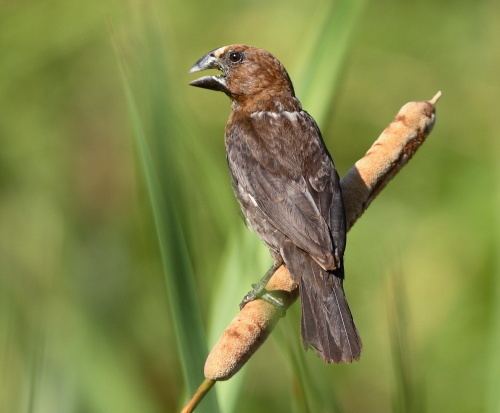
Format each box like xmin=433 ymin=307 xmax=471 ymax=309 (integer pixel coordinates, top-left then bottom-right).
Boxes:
xmin=114 ymin=42 xmax=219 ymax=412
xmin=487 ymin=164 xmax=500 ymax=412
xmin=294 ymin=0 xmax=365 ymax=127
xmin=276 ymin=317 xmax=318 ymax=413
xmin=26 ymin=339 xmax=44 ymax=413
xmin=387 ymin=268 xmax=425 ymax=413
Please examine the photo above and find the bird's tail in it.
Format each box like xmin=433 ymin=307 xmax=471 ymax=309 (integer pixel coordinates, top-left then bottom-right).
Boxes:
xmin=282 ymin=245 xmax=362 ymax=363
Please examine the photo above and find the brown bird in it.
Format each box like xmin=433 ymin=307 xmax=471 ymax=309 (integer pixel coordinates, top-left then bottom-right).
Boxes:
xmin=189 ymin=45 xmax=361 ymax=363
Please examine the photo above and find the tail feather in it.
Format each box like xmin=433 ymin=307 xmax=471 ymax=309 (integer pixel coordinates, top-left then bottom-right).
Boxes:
xmin=282 ymin=245 xmax=361 ymax=363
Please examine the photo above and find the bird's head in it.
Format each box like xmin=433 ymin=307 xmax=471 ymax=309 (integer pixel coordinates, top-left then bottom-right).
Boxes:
xmin=189 ymin=45 xmax=296 ymax=108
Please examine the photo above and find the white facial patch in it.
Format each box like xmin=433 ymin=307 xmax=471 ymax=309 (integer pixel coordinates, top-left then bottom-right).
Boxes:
xmin=213 ymin=46 xmax=228 ymax=58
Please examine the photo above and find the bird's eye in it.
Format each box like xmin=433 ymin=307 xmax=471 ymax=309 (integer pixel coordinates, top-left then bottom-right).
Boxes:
xmin=228 ymin=51 xmax=243 ymax=63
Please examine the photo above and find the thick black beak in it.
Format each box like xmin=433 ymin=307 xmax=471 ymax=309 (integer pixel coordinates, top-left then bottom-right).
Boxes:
xmin=189 ymin=51 xmax=228 ymax=93
xmin=189 ymin=52 xmax=219 ymax=73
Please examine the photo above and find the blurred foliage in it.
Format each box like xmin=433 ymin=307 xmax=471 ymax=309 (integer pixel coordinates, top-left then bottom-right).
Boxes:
xmin=1 ymin=0 xmax=499 ymax=412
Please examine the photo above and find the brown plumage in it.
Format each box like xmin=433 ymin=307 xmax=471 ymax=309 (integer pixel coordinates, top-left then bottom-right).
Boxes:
xmin=189 ymin=44 xmax=361 ymax=363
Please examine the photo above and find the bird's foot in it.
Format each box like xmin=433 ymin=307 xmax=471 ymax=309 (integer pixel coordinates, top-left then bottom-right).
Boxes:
xmin=239 ymin=282 xmax=265 ymax=309
xmin=239 ymin=260 xmax=285 ymax=313
xmin=239 ymin=283 xmax=286 ymax=316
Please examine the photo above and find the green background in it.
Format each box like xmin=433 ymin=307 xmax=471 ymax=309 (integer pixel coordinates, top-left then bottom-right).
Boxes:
xmin=1 ymin=0 xmax=499 ymax=412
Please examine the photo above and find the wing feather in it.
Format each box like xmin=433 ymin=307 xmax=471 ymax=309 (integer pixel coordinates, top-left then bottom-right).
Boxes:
xmin=226 ymin=111 xmax=345 ymax=269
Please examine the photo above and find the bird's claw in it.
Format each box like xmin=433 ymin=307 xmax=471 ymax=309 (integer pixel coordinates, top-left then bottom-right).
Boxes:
xmin=239 ymin=284 xmax=264 ymax=310
xmin=239 ymin=285 xmax=286 ymax=316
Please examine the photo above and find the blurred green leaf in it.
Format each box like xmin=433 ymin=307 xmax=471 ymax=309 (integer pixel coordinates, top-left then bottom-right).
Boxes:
xmin=387 ymin=269 xmax=423 ymax=413
xmin=114 ymin=37 xmax=219 ymax=412
xmin=294 ymin=0 xmax=365 ymax=126
xmin=487 ymin=171 xmax=500 ymax=413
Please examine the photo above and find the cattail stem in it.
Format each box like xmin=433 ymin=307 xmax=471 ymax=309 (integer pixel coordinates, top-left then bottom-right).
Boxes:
xmin=180 ymin=379 xmax=215 ymax=413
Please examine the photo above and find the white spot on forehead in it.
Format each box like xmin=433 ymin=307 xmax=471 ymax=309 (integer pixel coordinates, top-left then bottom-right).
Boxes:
xmin=213 ymin=46 xmax=228 ymax=58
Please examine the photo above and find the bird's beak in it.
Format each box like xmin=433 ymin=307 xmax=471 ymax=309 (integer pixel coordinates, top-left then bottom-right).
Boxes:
xmin=189 ymin=51 xmax=228 ymax=93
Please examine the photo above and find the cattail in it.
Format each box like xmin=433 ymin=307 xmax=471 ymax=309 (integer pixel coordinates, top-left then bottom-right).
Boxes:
xmin=182 ymin=92 xmax=441 ymax=413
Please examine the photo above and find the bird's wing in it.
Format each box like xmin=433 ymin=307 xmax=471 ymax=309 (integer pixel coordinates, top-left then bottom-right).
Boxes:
xmin=226 ymin=111 xmax=345 ymax=270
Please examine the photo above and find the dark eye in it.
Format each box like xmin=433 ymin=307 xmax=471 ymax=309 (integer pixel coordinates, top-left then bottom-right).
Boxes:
xmin=228 ymin=51 xmax=243 ymax=63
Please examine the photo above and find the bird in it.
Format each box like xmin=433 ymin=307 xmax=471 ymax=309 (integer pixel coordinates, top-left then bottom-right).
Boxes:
xmin=189 ymin=44 xmax=361 ymax=363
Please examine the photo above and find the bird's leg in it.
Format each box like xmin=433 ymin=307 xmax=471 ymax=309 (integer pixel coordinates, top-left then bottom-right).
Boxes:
xmin=240 ymin=260 xmax=285 ymax=312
